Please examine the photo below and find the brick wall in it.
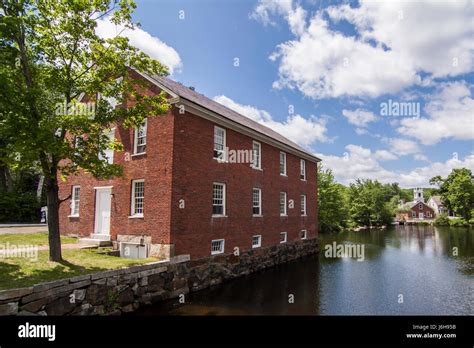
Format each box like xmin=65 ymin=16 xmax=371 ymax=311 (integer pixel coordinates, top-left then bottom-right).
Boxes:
xmin=170 ymin=108 xmax=318 ymax=259
xmin=59 ymin=75 xmax=318 ymax=260
xmin=411 ymin=202 xmax=435 ymax=218
xmin=58 ymin=75 xmax=175 ymax=245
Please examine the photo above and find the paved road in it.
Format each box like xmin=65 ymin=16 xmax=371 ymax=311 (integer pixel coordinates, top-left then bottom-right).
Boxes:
xmin=0 ymin=225 xmax=48 ymax=234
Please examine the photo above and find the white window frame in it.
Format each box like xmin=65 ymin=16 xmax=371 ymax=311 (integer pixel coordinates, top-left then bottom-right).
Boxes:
xmin=252 ymin=235 xmax=262 ymax=248
xmin=212 ymin=182 xmax=226 ymax=217
xmin=213 ymin=126 xmax=226 ymax=160
xmin=300 ymin=159 xmax=306 ymax=180
xmin=252 ymin=141 xmax=261 ymax=170
xmin=301 ymin=194 xmax=307 ymax=216
xmin=70 ymin=186 xmax=80 ymax=217
xmin=252 ymin=188 xmax=262 ymax=216
xmin=280 ymin=192 xmax=287 ymax=216
xmin=280 ymin=232 xmax=287 ymax=244
xmin=300 ymin=230 xmax=307 ymax=240
xmin=98 ymin=128 xmax=115 ymax=164
xmin=133 ymin=119 xmax=147 ymax=155
xmin=211 ymin=239 xmax=225 ymax=255
xmin=280 ymin=152 xmax=287 ymax=176
xmin=419 ymin=203 xmax=423 ymax=210
xmin=131 ymin=179 xmax=145 ymax=217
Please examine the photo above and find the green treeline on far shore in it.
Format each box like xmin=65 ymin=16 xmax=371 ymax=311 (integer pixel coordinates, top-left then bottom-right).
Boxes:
xmin=318 ymin=166 xmax=474 ymax=233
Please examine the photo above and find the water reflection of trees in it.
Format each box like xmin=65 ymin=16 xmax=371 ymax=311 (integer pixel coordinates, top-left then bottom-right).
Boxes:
xmin=319 ymin=226 xmax=473 ymax=262
xmin=319 ymin=230 xmax=384 ymax=262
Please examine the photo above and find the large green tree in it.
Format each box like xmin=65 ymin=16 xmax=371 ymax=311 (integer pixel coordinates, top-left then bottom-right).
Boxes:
xmin=317 ymin=166 xmax=349 ymax=233
xmin=0 ymin=0 xmax=169 ymax=261
xmin=430 ymin=168 xmax=474 ymax=220
xmin=348 ymin=179 xmax=393 ymax=227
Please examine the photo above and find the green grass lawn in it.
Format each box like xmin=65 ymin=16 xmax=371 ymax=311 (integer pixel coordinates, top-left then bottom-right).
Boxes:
xmin=0 ymin=233 xmax=156 ymax=290
xmin=0 ymin=232 xmax=77 ymax=246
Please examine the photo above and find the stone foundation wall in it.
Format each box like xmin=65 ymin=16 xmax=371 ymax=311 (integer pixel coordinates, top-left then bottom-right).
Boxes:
xmin=0 ymin=239 xmax=318 ymax=316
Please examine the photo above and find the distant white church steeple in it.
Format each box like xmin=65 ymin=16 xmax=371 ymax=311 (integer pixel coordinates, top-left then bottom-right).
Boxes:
xmin=414 ymin=188 xmax=424 ymax=203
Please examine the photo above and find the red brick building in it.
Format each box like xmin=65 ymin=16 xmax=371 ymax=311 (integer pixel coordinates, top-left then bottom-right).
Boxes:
xmin=395 ymin=189 xmax=435 ymax=221
xmin=59 ymin=71 xmax=320 ymax=259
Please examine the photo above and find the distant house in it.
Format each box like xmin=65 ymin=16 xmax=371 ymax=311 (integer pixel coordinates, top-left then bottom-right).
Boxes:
xmin=396 ymin=188 xmax=435 ymax=221
xmin=427 ymin=196 xmax=446 ymax=216
xmin=427 ymin=195 xmax=454 ymax=217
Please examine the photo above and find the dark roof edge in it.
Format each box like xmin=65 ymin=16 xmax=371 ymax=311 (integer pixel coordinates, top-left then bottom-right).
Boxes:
xmin=179 ymin=95 xmax=322 ymax=163
xmin=135 ymin=70 xmax=321 ymax=163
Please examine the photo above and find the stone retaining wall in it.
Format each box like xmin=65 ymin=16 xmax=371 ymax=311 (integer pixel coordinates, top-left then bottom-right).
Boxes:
xmin=0 ymin=238 xmax=318 ymax=316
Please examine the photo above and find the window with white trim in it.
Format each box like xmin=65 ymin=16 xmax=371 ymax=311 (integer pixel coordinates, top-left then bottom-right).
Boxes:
xmin=252 ymin=188 xmax=262 ymax=216
xmin=70 ymin=186 xmax=80 ymax=216
xmin=212 ymin=183 xmax=226 ymax=216
xmin=280 ymin=232 xmax=287 ymax=243
xmin=280 ymin=152 xmax=287 ymax=176
xmin=301 ymin=194 xmax=307 ymax=216
xmin=213 ymin=126 xmax=226 ymax=160
xmin=133 ymin=119 xmax=147 ymax=154
xmin=300 ymin=230 xmax=307 ymax=240
xmin=300 ymin=159 xmax=306 ymax=180
xmin=98 ymin=128 xmax=115 ymax=164
xmin=131 ymin=180 xmax=145 ymax=216
xmin=252 ymin=235 xmax=262 ymax=248
xmin=252 ymin=141 xmax=261 ymax=169
xmin=412 ymin=211 xmax=416 ymax=218
xmin=280 ymin=192 xmax=287 ymax=216
xmin=211 ymin=239 xmax=225 ymax=255
xmin=419 ymin=203 xmax=423 ymax=209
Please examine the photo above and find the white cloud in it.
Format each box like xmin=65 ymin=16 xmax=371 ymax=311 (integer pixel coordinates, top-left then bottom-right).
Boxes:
xmin=213 ymin=95 xmax=328 ymax=147
xmin=327 ymin=1 xmax=474 ymax=78
xmin=318 ymin=146 xmax=474 ymax=187
xmin=413 ymin=154 xmax=430 ymax=162
xmin=256 ymin=0 xmax=474 ymax=99
xmin=388 ymin=138 xmax=420 ymax=156
xmin=374 ymin=150 xmax=398 ymax=161
xmin=250 ymin=0 xmax=307 ymax=36
xmin=342 ymin=109 xmax=377 ymax=127
xmin=287 ymin=5 xmax=307 ymax=37
xmin=355 ymin=128 xmax=368 ymax=135
xmin=96 ymin=18 xmax=182 ymax=74
xmin=249 ymin=0 xmax=293 ymax=26
xmin=397 ymin=81 xmax=474 ymax=145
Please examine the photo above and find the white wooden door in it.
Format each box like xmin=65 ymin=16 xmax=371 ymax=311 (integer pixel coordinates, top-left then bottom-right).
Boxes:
xmin=94 ymin=188 xmax=112 ymax=235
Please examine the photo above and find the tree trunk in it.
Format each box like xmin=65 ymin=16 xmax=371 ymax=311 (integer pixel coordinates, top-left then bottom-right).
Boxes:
xmin=0 ymin=164 xmax=13 ymax=193
xmin=44 ymin=174 xmax=62 ymax=262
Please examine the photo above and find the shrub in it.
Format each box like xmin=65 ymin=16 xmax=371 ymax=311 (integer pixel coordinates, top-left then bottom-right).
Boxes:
xmin=433 ymin=213 xmax=450 ymax=226
xmin=449 ymin=218 xmax=469 ymax=227
xmin=0 ymin=191 xmax=41 ymax=223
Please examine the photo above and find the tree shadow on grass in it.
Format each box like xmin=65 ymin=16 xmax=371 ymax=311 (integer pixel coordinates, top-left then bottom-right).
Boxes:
xmin=0 ymin=258 xmax=111 ymax=290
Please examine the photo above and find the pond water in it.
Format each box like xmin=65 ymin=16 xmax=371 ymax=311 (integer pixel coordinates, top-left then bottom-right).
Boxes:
xmin=132 ymin=225 xmax=473 ymax=315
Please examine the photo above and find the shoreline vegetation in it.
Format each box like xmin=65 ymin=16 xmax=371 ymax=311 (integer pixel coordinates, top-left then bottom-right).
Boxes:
xmin=345 ymin=216 xmax=473 ymax=232
xmin=318 ymin=166 xmax=474 ymax=234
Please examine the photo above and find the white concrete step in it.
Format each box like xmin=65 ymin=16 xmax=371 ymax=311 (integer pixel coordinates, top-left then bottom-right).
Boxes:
xmin=78 ymin=234 xmax=112 ymax=247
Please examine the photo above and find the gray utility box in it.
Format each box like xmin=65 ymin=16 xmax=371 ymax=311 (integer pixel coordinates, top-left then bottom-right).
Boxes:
xmin=119 ymin=242 xmax=148 ymax=259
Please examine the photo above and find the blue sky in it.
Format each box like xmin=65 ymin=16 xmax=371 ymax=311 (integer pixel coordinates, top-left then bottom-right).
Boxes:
xmin=97 ymin=0 xmax=474 ymax=187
